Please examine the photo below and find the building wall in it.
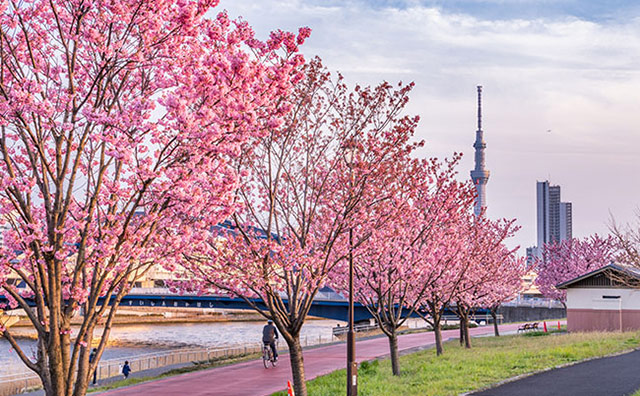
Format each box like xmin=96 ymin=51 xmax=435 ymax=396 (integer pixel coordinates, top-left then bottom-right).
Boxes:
xmin=566 ymin=287 xmax=640 ymax=332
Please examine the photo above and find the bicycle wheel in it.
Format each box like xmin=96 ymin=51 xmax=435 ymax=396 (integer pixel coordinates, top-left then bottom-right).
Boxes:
xmin=263 ymin=348 xmax=270 ymax=369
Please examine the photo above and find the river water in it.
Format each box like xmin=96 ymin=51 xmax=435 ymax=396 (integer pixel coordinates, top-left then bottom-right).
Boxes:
xmin=0 ymin=319 xmax=344 ymax=376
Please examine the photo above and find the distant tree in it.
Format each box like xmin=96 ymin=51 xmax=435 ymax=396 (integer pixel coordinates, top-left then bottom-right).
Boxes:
xmin=535 ymin=235 xmax=614 ymax=307
xmin=454 ymin=217 xmax=522 ymax=346
xmin=333 ymin=155 xmax=471 ymax=375
xmin=179 ymin=59 xmax=422 ymax=396
xmin=0 ymin=2 xmax=306 ymax=396
xmin=611 ymin=214 xmax=640 ymax=265
xmin=411 ymin=166 xmax=477 ymax=357
xmin=483 ymin=253 xmax=526 ymax=337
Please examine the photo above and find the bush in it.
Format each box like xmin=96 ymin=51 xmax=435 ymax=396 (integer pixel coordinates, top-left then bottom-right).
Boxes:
xmin=359 ymin=360 xmax=379 ymax=375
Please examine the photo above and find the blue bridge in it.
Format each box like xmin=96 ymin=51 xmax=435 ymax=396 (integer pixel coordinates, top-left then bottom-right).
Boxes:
xmin=0 ymin=287 xmax=473 ymax=322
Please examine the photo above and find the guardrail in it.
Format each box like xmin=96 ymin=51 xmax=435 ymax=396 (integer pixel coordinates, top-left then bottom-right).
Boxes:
xmin=0 ymin=333 xmax=339 ymax=396
xmin=503 ymin=296 xmax=565 ymax=309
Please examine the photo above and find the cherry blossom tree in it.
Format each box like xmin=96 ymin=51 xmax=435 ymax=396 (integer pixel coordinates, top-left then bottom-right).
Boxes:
xmin=611 ymin=214 xmax=640 ymax=283
xmin=0 ymin=2 xmax=307 ymax=395
xmin=374 ymin=160 xmax=474 ymax=357
xmin=179 ymin=59 xmax=422 ymax=396
xmin=339 ymin=155 xmax=476 ymax=375
xmin=483 ymin=254 xmax=525 ymax=337
xmin=453 ymin=217 xmax=522 ymax=347
xmin=535 ymin=234 xmax=614 ymax=307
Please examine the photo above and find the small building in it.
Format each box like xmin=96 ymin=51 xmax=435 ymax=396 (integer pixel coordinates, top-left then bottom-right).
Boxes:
xmin=557 ymin=264 xmax=640 ymax=332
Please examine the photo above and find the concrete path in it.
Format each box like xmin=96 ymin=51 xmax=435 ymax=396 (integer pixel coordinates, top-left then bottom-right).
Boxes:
xmin=471 ymin=349 xmax=640 ymax=396
xmin=98 ymin=322 xmax=530 ymax=396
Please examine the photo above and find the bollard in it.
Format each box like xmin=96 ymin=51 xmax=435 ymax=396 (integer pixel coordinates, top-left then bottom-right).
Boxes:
xmin=543 ymin=321 xmax=547 ymax=332
xmin=558 ymin=321 xmax=561 ymax=330
xmin=287 ymin=380 xmax=296 ymax=396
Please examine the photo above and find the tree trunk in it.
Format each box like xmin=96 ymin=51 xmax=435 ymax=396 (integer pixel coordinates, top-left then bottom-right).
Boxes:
xmin=433 ymin=315 xmax=444 ymax=356
xmin=287 ymin=337 xmax=307 ymax=396
xmin=464 ymin=319 xmax=471 ymax=349
xmin=388 ymin=332 xmax=400 ymax=376
xmin=491 ymin=308 xmax=500 ymax=337
xmin=459 ymin=320 xmax=464 ymax=346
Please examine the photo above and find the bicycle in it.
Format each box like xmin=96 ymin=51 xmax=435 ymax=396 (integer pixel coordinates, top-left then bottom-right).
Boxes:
xmin=262 ymin=341 xmax=278 ymax=368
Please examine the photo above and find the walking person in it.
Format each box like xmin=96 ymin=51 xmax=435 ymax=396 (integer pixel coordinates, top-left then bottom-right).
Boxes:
xmin=262 ymin=320 xmax=279 ymax=361
xmin=89 ymin=348 xmax=98 ymax=385
xmin=122 ymin=361 xmax=131 ymax=379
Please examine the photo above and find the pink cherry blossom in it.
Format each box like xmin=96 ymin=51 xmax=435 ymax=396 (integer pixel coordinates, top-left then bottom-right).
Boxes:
xmin=535 ymin=234 xmax=614 ymax=306
xmin=0 ymin=2 xmax=308 ymax=395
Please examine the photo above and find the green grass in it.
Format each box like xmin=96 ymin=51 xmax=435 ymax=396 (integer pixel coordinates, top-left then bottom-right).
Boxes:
xmin=272 ymin=331 xmax=640 ymax=396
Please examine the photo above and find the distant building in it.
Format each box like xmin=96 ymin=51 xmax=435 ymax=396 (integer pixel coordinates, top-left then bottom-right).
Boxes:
xmin=470 ymin=86 xmax=490 ymax=217
xmin=559 ymin=202 xmax=573 ymax=241
xmin=558 ymin=264 xmax=640 ymax=332
xmin=526 ymin=246 xmax=540 ymax=267
xmin=0 ymin=222 xmax=10 ymax=248
xmin=536 ymin=180 xmax=572 ymax=247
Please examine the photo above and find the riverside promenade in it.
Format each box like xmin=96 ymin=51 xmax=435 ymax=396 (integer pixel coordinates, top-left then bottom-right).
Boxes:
xmin=98 ymin=322 xmax=532 ymax=396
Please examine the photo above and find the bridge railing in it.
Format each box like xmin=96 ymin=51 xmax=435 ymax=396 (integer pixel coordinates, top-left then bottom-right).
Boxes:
xmin=0 ymin=333 xmax=341 ymax=396
xmin=127 ymin=287 xmax=348 ymax=301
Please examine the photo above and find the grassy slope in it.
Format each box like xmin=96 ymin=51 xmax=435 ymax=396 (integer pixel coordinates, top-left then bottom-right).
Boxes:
xmin=272 ymin=331 xmax=640 ymax=396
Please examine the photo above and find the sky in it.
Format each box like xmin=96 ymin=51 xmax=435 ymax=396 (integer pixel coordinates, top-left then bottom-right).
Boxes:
xmin=217 ymin=0 xmax=640 ymax=254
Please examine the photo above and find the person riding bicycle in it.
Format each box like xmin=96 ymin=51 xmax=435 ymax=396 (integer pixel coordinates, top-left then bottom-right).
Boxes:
xmin=262 ymin=319 xmax=279 ymax=361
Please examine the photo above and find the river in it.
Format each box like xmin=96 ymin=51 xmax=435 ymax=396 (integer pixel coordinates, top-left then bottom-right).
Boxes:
xmin=0 ymin=319 xmax=344 ymax=376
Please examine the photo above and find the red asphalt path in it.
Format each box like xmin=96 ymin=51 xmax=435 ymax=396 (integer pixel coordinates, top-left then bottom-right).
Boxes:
xmin=99 ymin=321 xmax=561 ymax=396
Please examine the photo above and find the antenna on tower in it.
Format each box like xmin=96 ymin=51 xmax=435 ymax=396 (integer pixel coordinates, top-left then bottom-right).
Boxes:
xmin=477 ymin=85 xmax=483 ymax=131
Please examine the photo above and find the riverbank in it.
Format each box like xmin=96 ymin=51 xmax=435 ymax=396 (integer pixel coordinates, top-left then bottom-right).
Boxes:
xmin=271 ymin=329 xmax=640 ymax=396
xmin=80 ymin=322 xmax=531 ymax=396
xmin=7 ymin=307 xmax=266 ymax=329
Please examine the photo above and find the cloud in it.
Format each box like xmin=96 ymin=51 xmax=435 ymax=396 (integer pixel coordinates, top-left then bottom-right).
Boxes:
xmin=220 ymin=0 xmax=640 ymax=252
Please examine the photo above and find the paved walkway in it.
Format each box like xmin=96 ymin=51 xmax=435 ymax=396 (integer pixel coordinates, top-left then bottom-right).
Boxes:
xmin=471 ymin=348 xmax=640 ymax=396
xmin=98 ymin=322 xmax=531 ymax=396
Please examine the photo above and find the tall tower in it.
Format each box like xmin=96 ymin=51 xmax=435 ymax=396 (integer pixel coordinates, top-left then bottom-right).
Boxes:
xmin=470 ymin=86 xmax=490 ymax=217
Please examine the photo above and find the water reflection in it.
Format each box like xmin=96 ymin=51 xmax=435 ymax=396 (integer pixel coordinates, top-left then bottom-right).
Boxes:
xmin=0 ymin=319 xmax=343 ymax=375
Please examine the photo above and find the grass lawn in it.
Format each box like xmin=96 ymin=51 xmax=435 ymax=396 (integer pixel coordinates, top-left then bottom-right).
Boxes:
xmin=272 ymin=330 xmax=640 ymax=396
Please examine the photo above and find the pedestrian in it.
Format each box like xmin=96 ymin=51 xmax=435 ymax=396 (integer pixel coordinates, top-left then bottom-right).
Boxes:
xmin=89 ymin=348 xmax=98 ymax=385
xmin=122 ymin=361 xmax=131 ymax=379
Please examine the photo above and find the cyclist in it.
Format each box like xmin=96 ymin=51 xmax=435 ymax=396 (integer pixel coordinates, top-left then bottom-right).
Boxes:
xmin=262 ymin=319 xmax=279 ymax=361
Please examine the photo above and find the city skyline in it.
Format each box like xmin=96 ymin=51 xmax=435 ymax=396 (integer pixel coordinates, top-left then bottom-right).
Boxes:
xmin=536 ymin=180 xmax=573 ymax=248
xmin=220 ymin=0 xmax=640 ymax=253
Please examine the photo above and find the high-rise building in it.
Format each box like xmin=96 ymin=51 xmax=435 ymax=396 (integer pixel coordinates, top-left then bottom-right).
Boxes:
xmin=560 ymin=202 xmax=573 ymax=241
xmin=536 ymin=180 xmax=572 ymax=247
xmin=470 ymin=86 xmax=490 ymax=216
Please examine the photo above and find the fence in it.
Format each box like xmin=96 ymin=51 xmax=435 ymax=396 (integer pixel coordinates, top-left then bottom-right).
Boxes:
xmin=0 ymin=333 xmax=339 ymax=396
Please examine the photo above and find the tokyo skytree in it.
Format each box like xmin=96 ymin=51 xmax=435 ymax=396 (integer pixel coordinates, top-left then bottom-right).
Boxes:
xmin=470 ymin=86 xmax=490 ymax=217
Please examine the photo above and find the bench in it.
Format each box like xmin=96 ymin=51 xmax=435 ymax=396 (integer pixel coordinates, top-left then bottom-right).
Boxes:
xmin=517 ymin=322 xmax=540 ymax=333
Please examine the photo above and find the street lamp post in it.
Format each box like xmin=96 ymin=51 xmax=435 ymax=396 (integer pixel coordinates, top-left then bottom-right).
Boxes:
xmin=344 ymin=144 xmax=358 ymax=396
xmin=347 ymin=227 xmax=357 ymax=395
